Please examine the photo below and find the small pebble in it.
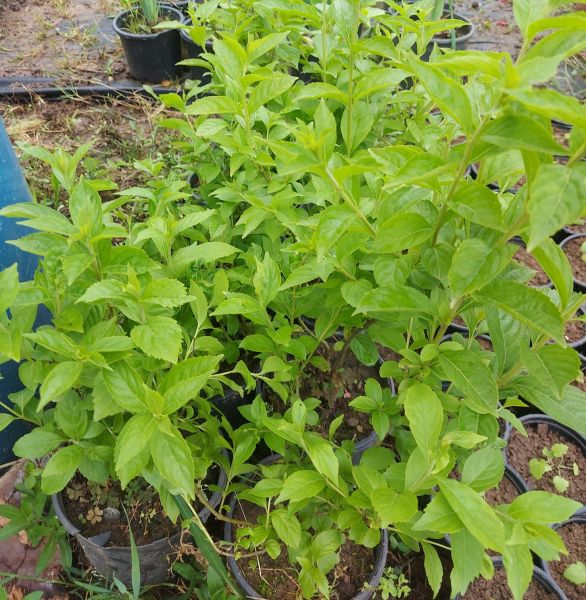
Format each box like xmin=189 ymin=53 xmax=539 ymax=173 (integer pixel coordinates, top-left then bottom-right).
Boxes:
xmin=346 ymin=417 xmax=359 ymax=428
xmin=102 ymin=507 xmax=121 ymax=523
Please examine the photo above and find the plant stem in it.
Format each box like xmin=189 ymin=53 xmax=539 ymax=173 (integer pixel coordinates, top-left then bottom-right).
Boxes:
xmin=194 ymin=487 xmax=252 ymax=527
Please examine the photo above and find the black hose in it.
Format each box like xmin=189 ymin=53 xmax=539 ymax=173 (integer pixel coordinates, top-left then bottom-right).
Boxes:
xmin=0 ymin=79 xmax=179 ymax=100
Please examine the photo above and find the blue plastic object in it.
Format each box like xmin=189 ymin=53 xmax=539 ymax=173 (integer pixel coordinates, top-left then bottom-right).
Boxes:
xmin=0 ymin=117 xmax=37 ymax=465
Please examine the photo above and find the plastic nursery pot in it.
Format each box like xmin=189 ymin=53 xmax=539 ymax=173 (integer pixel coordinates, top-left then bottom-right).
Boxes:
xmin=559 ymin=234 xmax=586 ymax=293
xmin=453 ymin=557 xmax=566 ymax=600
xmin=224 ymin=496 xmax=389 ymax=599
xmin=211 ymin=378 xmax=263 ymax=428
xmin=422 ymin=12 xmax=475 ymax=61
xmin=180 ymin=19 xmax=213 ymax=81
xmin=51 ymin=464 xmax=227 ymax=586
xmin=112 ymin=6 xmax=184 ymax=83
xmin=503 ymin=414 xmax=586 ymax=515
xmin=168 ymin=1 xmax=199 ymax=16
xmin=543 ymin=514 xmax=586 ymax=598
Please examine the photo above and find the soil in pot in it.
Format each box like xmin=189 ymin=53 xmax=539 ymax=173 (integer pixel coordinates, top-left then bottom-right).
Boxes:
xmin=234 ymin=501 xmax=374 ymax=599
xmin=460 ymin=567 xmax=558 ymax=599
xmin=62 ymin=474 xmax=206 ymax=546
xmin=299 ymin=343 xmax=386 ymax=444
xmin=383 ymin=547 xmax=452 ymax=600
xmin=565 ymin=317 xmax=586 ymax=347
xmin=506 ymin=423 xmax=586 ymax=504
xmin=514 ymin=245 xmax=550 ymax=286
xmin=548 ymin=521 xmax=585 ymax=600
xmin=562 ymin=236 xmax=586 ymax=284
xmin=484 ymin=472 xmax=522 ymax=506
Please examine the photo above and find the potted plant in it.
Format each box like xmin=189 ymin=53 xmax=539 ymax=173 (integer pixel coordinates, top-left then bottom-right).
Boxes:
xmin=112 ymin=0 xmax=184 ymax=82
xmin=0 ymin=153 xmax=251 ymax=585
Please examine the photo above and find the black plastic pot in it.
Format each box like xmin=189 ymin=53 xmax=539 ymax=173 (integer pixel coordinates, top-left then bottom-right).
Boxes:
xmin=211 ymin=378 xmax=263 ymax=429
xmin=504 ymin=414 xmax=586 ymax=516
xmin=112 ymin=6 xmax=184 ymax=83
xmin=422 ymin=12 xmax=475 ymax=61
xmin=168 ymin=1 xmax=197 ymax=16
xmin=559 ymin=234 xmax=586 ymax=293
xmin=224 ymin=491 xmax=389 ymax=600
xmin=179 ymin=19 xmax=212 ymax=81
xmin=52 ymin=463 xmax=227 ymax=586
xmin=453 ymin=557 xmax=566 ymax=600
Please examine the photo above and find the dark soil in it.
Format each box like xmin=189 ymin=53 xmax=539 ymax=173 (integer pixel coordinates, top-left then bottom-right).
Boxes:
xmin=507 ymin=423 xmax=586 ymax=504
xmin=234 ymin=501 xmax=374 ymax=599
xmin=461 ymin=567 xmax=558 ymax=600
xmin=548 ymin=521 xmax=585 ymax=600
xmin=515 ymin=246 xmax=550 ymax=286
xmin=565 ymin=317 xmax=586 ymax=346
xmin=62 ymin=474 xmax=181 ymax=546
xmin=485 ymin=472 xmax=522 ymax=506
xmin=300 ymin=342 xmax=387 ymax=444
xmin=382 ymin=547 xmax=452 ymax=600
xmin=562 ymin=237 xmax=586 ymax=285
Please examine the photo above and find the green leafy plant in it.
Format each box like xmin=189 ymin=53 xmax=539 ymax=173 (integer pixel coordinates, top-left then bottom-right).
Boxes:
xmin=373 ymin=567 xmax=411 ymax=599
xmin=529 ymin=442 xmax=580 ymax=493
xmin=564 ymin=561 xmax=586 ymax=586
xmin=120 ymin=0 xmax=166 ymax=34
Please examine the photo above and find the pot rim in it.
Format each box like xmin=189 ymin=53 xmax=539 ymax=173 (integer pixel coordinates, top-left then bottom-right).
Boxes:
xmin=453 ymin=557 xmax=567 ymax=599
xmin=112 ymin=6 xmax=184 ymax=40
xmin=223 ymin=485 xmax=389 ymax=600
xmin=541 ymin=514 xmax=586 ymax=585
xmin=559 ymin=233 xmax=586 ymax=287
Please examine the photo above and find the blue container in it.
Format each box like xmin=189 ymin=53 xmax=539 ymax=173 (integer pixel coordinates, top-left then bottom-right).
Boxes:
xmin=0 ymin=117 xmax=37 ymax=466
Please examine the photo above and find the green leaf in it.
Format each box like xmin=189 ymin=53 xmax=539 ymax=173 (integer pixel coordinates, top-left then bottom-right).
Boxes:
xmin=409 ymin=59 xmax=474 ymax=132
xmin=450 ymin=528 xmax=485 ymax=595
xmin=513 ymin=376 xmax=586 ymax=435
xmin=503 ymin=545 xmax=534 ymax=600
xmin=76 ymin=280 xmax=125 ymax=304
xmin=439 ymin=478 xmax=506 ymax=552
xmin=373 ymin=213 xmax=433 ymax=253
xmin=249 ymin=74 xmax=296 ymax=113
xmin=531 ymin=238 xmax=573 ymax=307
xmin=39 ymin=362 xmax=83 ymax=410
xmin=253 ymin=253 xmax=280 ymax=307
xmin=172 ymin=242 xmax=240 ymax=273
xmin=475 ymin=282 xmax=564 ymax=344
xmin=304 ymin=432 xmax=339 ymax=485
xmin=372 ymin=487 xmax=418 ymax=525
xmin=438 ymin=350 xmax=498 ymax=415
xmin=508 ymin=490 xmax=581 ymax=523
xmin=481 ymin=115 xmax=565 ymax=154
xmin=513 ymin=0 xmax=550 ymax=38
xmin=41 ymin=445 xmax=83 ymax=494
xmin=563 ymin=562 xmax=586 ymax=585
xmin=527 ymin=163 xmax=586 ymax=249
xmin=505 ymin=87 xmax=586 ymax=129
xmin=461 ymin=447 xmax=505 ymax=492
xmin=276 ymin=470 xmax=325 ymax=503
xmin=414 ymin=493 xmax=463 ymax=533
xmin=0 ymin=414 xmax=15 ymax=433
xmin=449 ymin=240 xmax=515 ymax=296
xmin=355 ymin=286 xmax=435 ymax=318
xmin=422 ymin=543 xmax=443 ymax=598
xmin=13 ymin=429 xmax=63 ymax=459
xmin=404 ymin=383 xmax=443 ymax=457
xmin=521 ymin=345 xmax=580 ymax=399
xmin=131 ymin=316 xmax=182 ymax=364
xmin=114 ymin=414 xmax=156 ymax=488
xmin=102 ymin=362 xmax=147 ymax=413
xmin=142 ymin=278 xmax=190 ymax=308
xmin=150 ymin=428 xmax=195 ymax=498
xmin=0 ymin=264 xmax=18 ymax=312
xmin=449 ymin=182 xmax=504 ymax=230
xmin=271 ymin=509 xmax=301 ymax=548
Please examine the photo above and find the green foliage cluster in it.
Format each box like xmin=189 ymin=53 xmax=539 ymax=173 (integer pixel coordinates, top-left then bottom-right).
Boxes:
xmin=1 ymin=0 xmax=585 ymax=598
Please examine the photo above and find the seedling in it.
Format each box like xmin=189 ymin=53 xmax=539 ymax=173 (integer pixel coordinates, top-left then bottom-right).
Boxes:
xmin=374 ymin=567 xmax=411 ymax=599
xmin=564 ymin=561 xmax=586 ymax=586
xmin=528 ymin=443 xmax=580 ymax=494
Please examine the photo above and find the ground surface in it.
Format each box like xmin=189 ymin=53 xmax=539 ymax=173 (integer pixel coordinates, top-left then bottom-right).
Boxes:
xmin=0 ymin=0 xmax=127 ymax=83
